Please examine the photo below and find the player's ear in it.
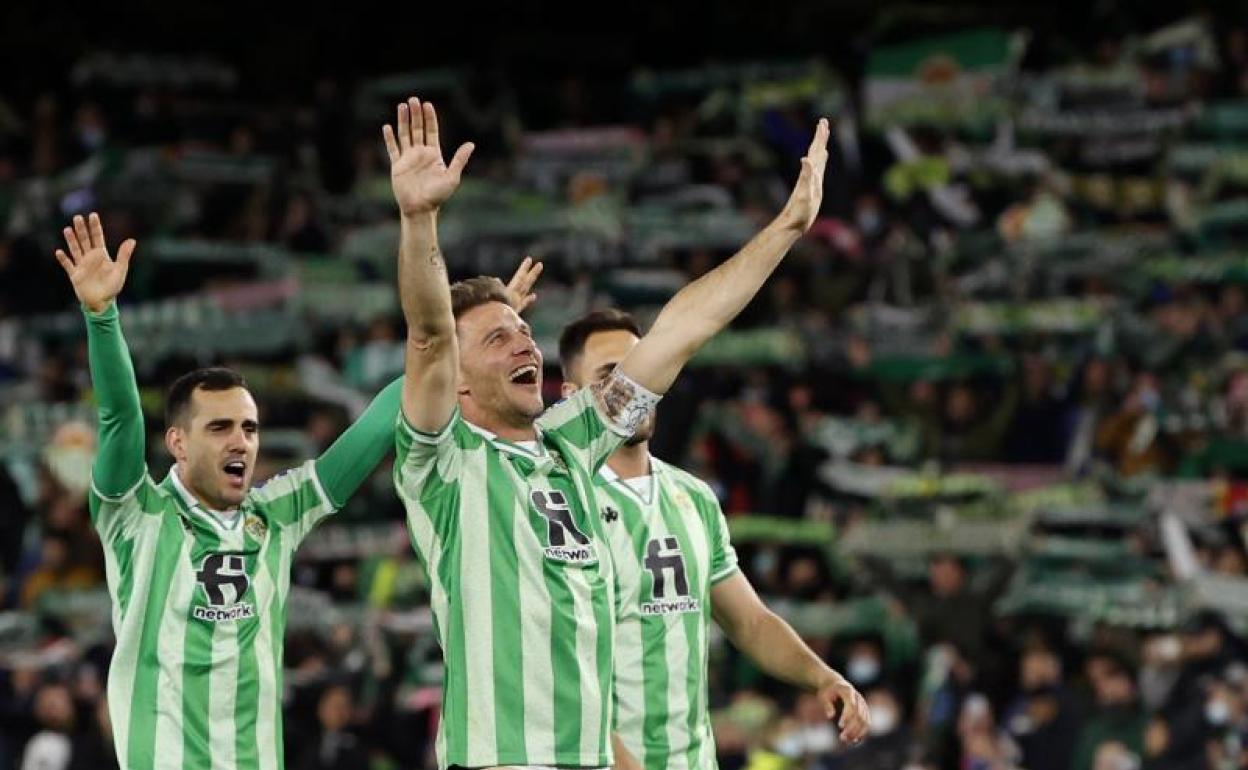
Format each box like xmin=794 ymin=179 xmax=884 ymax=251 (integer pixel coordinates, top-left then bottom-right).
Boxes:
xmin=165 ymin=425 xmax=187 ymax=463
xmin=561 ymin=381 xmax=578 ymax=399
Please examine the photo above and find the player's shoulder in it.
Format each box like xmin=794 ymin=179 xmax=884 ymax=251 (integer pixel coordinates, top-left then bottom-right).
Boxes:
xmin=90 ymin=471 xmax=166 ymax=510
xmin=398 ymin=407 xmax=481 ymax=452
xmin=654 ymin=458 xmax=719 ymax=503
xmin=537 ymin=387 xmax=595 ymax=425
xmin=248 ymin=460 xmax=319 ymax=504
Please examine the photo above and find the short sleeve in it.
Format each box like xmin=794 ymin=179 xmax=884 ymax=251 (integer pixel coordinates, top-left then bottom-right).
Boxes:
xmin=393 ymin=407 xmax=468 ymax=526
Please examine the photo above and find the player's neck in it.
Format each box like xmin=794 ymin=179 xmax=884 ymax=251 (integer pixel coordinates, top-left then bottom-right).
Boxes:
xmin=174 ymin=465 xmax=239 ymax=514
xmin=607 ymin=441 xmax=651 ymax=480
xmin=491 ymin=423 xmax=538 ymax=442
xmin=461 ymin=402 xmax=538 ymax=443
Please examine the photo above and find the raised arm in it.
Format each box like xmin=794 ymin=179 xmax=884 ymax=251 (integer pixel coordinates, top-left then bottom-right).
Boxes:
xmin=54 ymin=213 xmax=144 ymax=497
xmin=313 ymin=377 xmax=403 ymax=508
xmin=617 ymin=119 xmax=830 ymax=395
xmin=383 ymin=97 xmax=475 ymax=433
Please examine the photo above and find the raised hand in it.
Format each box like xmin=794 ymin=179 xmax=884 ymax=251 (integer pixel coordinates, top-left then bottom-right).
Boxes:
xmin=505 ymin=256 xmax=544 ymax=314
xmin=54 ymin=212 xmax=135 ymax=313
xmin=779 ymin=118 xmax=830 ymax=233
xmin=382 ymin=97 xmax=475 ymax=217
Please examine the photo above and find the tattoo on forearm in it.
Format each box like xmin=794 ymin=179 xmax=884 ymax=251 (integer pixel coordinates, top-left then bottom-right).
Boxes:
xmin=428 ymin=246 xmax=444 ymax=268
xmin=593 ymin=372 xmax=659 ymax=435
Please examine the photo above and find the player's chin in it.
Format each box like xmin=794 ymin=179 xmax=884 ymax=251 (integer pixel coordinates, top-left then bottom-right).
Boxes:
xmin=218 ymin=475 xmax=250 ymax=505
xmin=510 ymin=390 xmax=545 ymax=418
xmin=625 ymin=416 xmax=656 ymax=445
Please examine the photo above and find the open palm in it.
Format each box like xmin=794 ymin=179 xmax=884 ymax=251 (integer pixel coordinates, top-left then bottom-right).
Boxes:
xmin=383 ymin=97 xmax=475 ymax=216
xmin=781 ymin=118 xmax=831 ymax=233
xmin=54 ymin=213 xmax=134 ymax=313
xmin=505 ymin=256 xmax=544 ymax=313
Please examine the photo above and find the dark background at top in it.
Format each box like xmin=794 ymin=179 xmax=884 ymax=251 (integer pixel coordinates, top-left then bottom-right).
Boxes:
xmin=3 ymin=1 xmax=1245 ymax=120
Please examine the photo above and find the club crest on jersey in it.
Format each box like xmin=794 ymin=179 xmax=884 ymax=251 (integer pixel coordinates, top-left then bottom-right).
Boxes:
xmin=548 ymin=452 xmax=569 ymax=474
xmin=531 ymin=490 xmax=597 ymax=564
xmin=244 ymin=513 xmax=267 ymax=540
xmin=672 ymin=488 xmax=696 ymax=515
xmin=602 ymin=505 xmax=620 ymax=524
xmin=641 ymin=537 xmax=700 ymax=615
xmin=193 ymin=553 xmax=255 ymax=622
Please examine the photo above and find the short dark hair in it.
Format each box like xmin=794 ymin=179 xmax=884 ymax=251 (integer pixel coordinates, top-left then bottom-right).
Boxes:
xmin=165 ymin=367 xmax=248 ymax=427
xmin=450 ymin=276 xmax=512 ymax=321
xmin=558 ymin=309 xmax=642 ymax=381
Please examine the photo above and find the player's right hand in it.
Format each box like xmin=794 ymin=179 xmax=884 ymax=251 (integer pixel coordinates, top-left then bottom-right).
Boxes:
xmin=382 ymin=97 xmax=475 ymax=217
xmin=817 ymin=672 xmax=871 ymax=744
xmin=54 ymin=212 xmax=135 ymax=313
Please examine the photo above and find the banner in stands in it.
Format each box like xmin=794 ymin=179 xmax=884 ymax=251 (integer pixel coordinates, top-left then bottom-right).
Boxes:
xmin=864 ymin=28 xmax=1023 ymax=132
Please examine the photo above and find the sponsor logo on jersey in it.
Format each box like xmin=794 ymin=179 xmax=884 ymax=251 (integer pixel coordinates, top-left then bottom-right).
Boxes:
xmin=531 ymin=490 xmax=598 ymax=564
xmin=640 ymin=597 xmax=701 ymax=615
xmin=544 ymin=544 xmax=599 ymax=563
xmin=641 ymin=536 xmax=700 ymax=615
xmin=193 ymin=604 xmax=257 ymax=622
xmin=194 ymin=553 xmax=255 ymax=623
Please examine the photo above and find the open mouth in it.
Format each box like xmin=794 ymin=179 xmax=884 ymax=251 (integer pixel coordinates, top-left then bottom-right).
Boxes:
xmin=223 ymin=460 xmax=247 ymax=481
xmin=509 ymin=364 xmax=539 ymax=386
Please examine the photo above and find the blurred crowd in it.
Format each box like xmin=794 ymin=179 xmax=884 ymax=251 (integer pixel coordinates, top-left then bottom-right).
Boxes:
xmin=3 ymin=4 xmax=1248 ymax=770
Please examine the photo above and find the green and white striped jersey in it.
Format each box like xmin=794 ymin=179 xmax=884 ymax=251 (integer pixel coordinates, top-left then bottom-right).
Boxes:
xmin=597 ymin=458 xmax=739 ymax=770
xmin=92 ymin=461 xmax=334 ymax=770
xmin=394 ymin=385 xmax=657 ymax=770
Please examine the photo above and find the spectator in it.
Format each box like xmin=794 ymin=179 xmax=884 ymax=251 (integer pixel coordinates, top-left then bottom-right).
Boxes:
xmin=831 ymin=686 xmax=914 ymax=770
xmin=67 ymin=697 xmax=116 ymax=770
xmin=19 ymin=683 xmax=75 ymax=770
xmin=1072 ymin=653 xmax=1148 ymax=770
xmin=19 ymin=532 xmax=99 ymax=610
xmin=911 ymin=555 xmax=991 ymax=660
xmin=291 ymin=684 xmax=369 ymax=770
xmin=921 ymin=382 xmax=1018 ymax=464
xmin=956 ymin=693 xmax=1022 ymax=770
xmin=1003 ymin=645 xmax=1084 ymax=770
xmin=1004 ymin=353 xmax=1071 ymax=463
xmin=1097 ymin=371 xmax=1183 ymax=476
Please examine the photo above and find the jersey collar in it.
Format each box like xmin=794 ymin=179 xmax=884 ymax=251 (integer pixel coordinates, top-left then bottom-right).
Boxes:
xmin=599 ymin=457 xmax=658 ymax=506
xmin=462 ymin=419 xmax=550 ymax=461
xmin=164 ymin=467 xmax=243 ymax=530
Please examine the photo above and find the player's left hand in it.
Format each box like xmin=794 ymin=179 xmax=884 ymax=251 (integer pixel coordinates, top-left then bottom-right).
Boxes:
xmin=816 ymin=673 xmax=870 ymax=744
xmin=505 ymin=256 xmax=544 ymax=313
xmin=779 ymin=117 xmax=830 ymax=233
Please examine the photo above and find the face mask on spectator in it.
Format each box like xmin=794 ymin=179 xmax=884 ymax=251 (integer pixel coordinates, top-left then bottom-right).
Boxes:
xmin=1206 ymin=697 xmax=1231 ymax=726
xmin=798 ymin=723 xmax=837 ymax=753
xmin=79 ymin=126 xmax=106 ymax=150
xmin=1105 ymin=752 xmax=1141 ymax=770
xmin=857 ymin=209 xmax=883 ymax=236
xmin=869 ymin=703 xmax=899 ymax=735
xmin=773 ymin=730 xmax=804 ymax=759
xmin=847 ymin=654 xmax=881 ymax=685
xmin=753 ymin=549 xmax=777 ymax=576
